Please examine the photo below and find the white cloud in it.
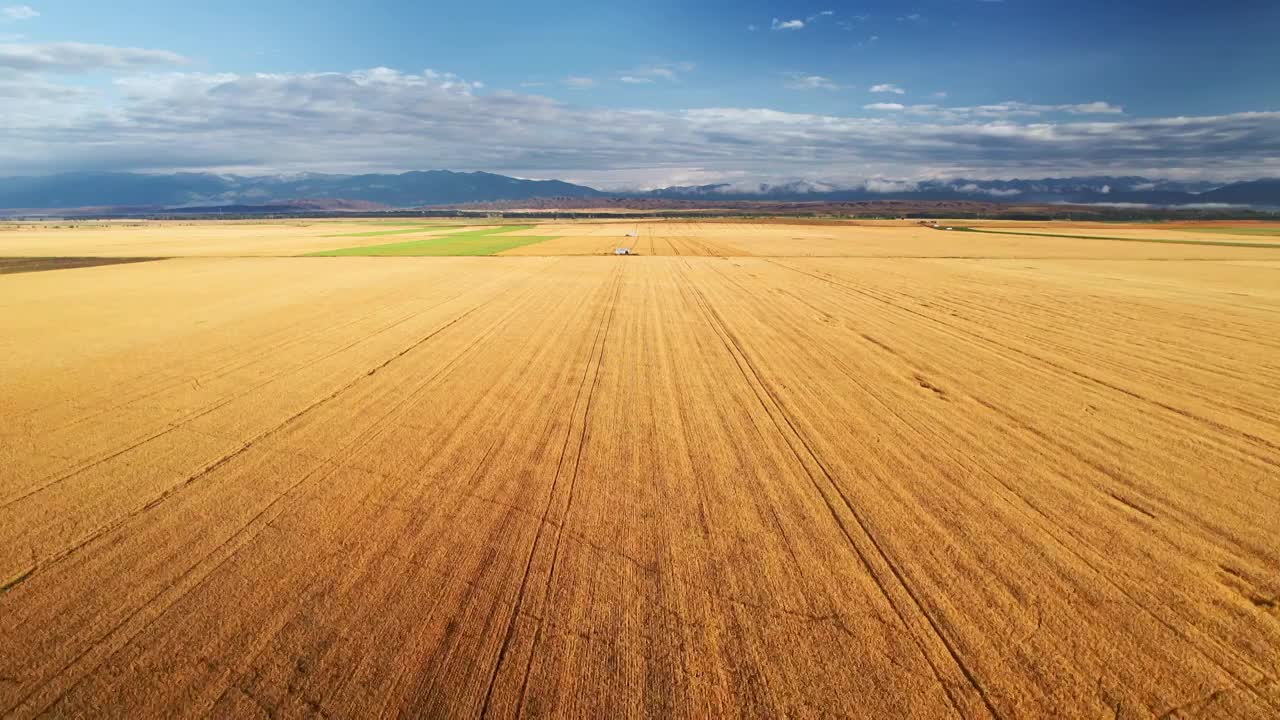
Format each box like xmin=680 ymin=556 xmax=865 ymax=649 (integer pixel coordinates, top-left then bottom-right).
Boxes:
xmin=865 ymin=102 xmax=905 ymax=110
xmin=1 ymin=5 xmax=38 ymax=21
xmin=563 ymin=76 xmax=597 ymax=89
xmin=933 ymin=91 xmax=948 ymax=99
xmin=1065 ymin=101 xmax=1123 ymax=115
xmin=899 ymin=100 xmax=1125 ymax=120
xmin=861 ymin=178 xmax=918 ymax=193
xmin=617 ymin=62 xmax=693 ymax=84
xmin=951 ymin=183 xmax=1021 ymax=197
xmin=870 ymin=83 xmax=906 ymax=95
xmin=0 ymin=42 xmax=187 ymax=72
xmin=771 ymin=18 xmax=805 ymax=30
xmin=0 ymin=72 xmax=89 ymax=99
xmin=1 ymin=66 xmax=1276 ymax=185
xmin=898 ymin=13 xmax=922 ymax=21
xmin=784 ymin=73 xmax=841 ymax=91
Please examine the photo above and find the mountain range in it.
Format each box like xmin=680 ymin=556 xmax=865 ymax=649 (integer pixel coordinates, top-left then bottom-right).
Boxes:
xmin=0 ymin=171 xmax=604 ymax=211
xmin=0 ymin=170 xmax=1278 ymax=212
xmin=642 ymin=178 xmax=1280 ymax=207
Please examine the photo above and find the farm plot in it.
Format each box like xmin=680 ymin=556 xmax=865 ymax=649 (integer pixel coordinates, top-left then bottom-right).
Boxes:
xmin=322 ymin=224 xmax=473 ymax=238
xmin=8 ymin=218 xmax=1280 ymax=260
xmin=1 ymin=226 xmax=1279 ymax=718
xmin=308 ymin=225 xmax=559 ymax=256
xmin=951 ymin=226 xmax=1280 ymax=249
xmin=0 ymin=256 xmax=165 ymax=274
xmin=499 ymin=220 xmax=1280 ymax=259
xmin=0 ymin=220 xmax=492 ymax=257
xmin=966 ymin=220 xmax=1280 ymax=244
xmin=498 ymin=222 xmax=749 ymax=256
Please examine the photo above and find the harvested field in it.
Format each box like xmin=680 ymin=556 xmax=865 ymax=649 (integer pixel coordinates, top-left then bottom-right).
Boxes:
xmin=960 ymin=226 xmax=1280 ymax=248
xmin=2 ymin=219 xmax=1279 ymax=718
xmin=0 ymin=220 xmax=495 ymax=257
xmin=497 ymin=220 xmax=1280 ymax=259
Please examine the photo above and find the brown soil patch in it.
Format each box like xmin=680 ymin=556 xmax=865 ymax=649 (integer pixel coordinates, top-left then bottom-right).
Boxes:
xmin=0 ymin=257 xmax=166 ymax=275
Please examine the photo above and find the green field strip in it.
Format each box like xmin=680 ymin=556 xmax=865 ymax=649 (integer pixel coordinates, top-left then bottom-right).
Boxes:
xmin=348 ymin=235 xmax=558 ymax=256
xmin=306 ymin=225 xmax=556 ymax=256
xmin=323 ymin=224 xmax=469 ymax=238
xmin=946 ymin=227 xmax=1280 ymax=249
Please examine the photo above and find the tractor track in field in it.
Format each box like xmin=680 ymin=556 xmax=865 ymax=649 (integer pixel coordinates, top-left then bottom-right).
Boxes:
xmin=5 ymin=261 xmax=564 ymax=717
xmin=0 ymin=262 xmax=560 ymax=595
xmin=675 ymin=257 xmax=1000 ymax=719
xmin=763 ymin=259 xmax=1280 ymax=466
xmin=480 ymin=265 xmax=625 ymax=718
xmin=512 ymin=265 xmax=625 ymax=715
xmin=2 ymin=262 xmax=542 ymax=496
xmin=696 ymin=258 xmax=1280 ymax=710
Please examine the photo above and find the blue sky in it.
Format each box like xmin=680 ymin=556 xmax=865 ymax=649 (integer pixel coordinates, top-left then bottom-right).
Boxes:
xmin=2 ymin=1 xmax=1279 ymax=186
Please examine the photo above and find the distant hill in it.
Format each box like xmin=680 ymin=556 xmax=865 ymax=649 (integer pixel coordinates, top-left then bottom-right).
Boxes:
xmin=0 ymin=170 xmax=604 ymax=210
xmin=1195 ymin=179 xmax=1280 ymax=205
xmin=0 ymin=171 xmax=1276 ymax=212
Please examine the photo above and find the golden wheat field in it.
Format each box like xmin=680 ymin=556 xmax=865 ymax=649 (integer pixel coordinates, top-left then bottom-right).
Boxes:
xmin=2 ymin=219 xmax=1279 ymax=718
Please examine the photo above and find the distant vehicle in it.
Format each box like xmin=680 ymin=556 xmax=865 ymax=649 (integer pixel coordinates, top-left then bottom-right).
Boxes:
xmin=615 ymin=248 xmax=631 ymax=255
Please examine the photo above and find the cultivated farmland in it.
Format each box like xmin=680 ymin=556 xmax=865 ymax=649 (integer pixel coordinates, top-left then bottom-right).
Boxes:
xmin=1 ymin=219 xmax=1278 ymax=718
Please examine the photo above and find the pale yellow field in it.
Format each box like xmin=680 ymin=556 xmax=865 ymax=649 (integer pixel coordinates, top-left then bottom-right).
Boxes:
xmin=966 ymin=224 xmax=1280 ymax=245
xmin=0 ymin=220 xmax=497 ymax=257
xmin=2 ymin=219 xmax=1279 ymax=718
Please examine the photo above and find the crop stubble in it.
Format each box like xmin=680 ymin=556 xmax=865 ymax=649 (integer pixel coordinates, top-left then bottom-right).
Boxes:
xmin=1 ymin=221 xmax=1279 ymax=718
